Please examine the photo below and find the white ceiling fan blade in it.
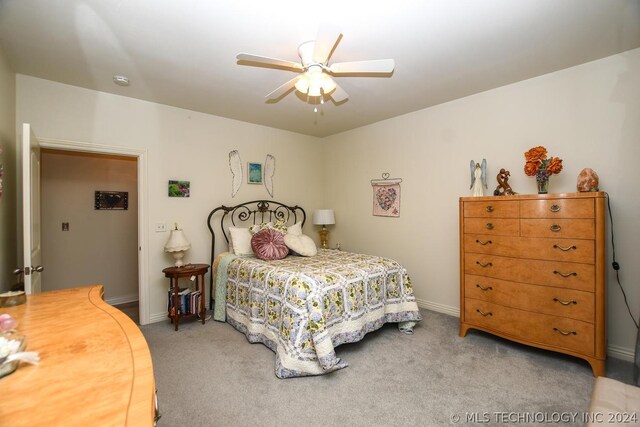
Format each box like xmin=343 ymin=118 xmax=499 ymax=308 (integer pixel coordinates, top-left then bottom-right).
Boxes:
xmin=265 ymin=75 xmax=302 ymax=101
xmin=330 ymin=83 xmax=349 ymax=103
xmin=237 ymin=53 xmax=303 ymax=72
xmin=329 ymin=59 xmax=395 ymax=75
xmin=312 ymin=23 xmax=342 ymax=64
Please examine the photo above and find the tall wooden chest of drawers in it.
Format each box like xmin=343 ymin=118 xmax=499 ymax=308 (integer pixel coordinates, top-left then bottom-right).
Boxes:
xmin=459 ymin=192 xmax=606 ymax=376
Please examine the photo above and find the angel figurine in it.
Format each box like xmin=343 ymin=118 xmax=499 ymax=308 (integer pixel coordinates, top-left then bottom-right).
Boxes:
xmin=469 ymin=159 xmax=487 ymax=197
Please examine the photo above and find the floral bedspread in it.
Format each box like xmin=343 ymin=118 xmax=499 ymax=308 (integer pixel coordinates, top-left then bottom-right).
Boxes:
xmin=222 ymin=249 xmax=422 ymax=378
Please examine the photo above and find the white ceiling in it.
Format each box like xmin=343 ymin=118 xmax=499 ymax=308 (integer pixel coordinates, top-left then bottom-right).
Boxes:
xmin=1 ymin=0 xmax=638 ymax=137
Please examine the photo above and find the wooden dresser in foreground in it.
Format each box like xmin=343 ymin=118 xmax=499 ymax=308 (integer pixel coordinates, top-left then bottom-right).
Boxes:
xmin=0 ymin=286 xmax=157 ymax=426
xmin=459 ymin=192 xmax=606 ymax=376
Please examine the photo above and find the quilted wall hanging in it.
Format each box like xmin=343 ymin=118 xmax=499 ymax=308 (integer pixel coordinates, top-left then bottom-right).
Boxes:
xmin=371 ymin=173 xmax=402 ymax=217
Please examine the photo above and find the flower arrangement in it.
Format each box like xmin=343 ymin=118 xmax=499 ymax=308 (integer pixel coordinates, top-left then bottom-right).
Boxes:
xmin=524 ymin=146 xmax=563 ymax=193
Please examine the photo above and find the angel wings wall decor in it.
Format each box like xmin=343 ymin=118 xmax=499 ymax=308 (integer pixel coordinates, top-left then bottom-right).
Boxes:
xmin=264 ymin=154 xmax=275 ymax=198
xmin=470 ymin=159 xmax=487 ymax=197
xmin=229 ymin=150 xmax=242 ymax=197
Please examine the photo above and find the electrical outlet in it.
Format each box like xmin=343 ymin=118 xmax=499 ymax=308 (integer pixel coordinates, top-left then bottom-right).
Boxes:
xmin=155 ymin=222 xmax=167 ymax=232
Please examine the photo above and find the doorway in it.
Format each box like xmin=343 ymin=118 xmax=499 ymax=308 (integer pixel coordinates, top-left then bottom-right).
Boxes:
xmin=37 ymin=137 xmax=149 ymax=324
xmin=41 ymin=149 xmax=139 ymax=322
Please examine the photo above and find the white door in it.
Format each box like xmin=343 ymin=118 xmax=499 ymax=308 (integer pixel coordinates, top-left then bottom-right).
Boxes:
xmin=21 ymin=123 xmax=43 ymax=294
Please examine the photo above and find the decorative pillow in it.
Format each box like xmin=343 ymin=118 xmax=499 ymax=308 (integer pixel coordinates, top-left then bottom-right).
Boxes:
xmin=251 ymin=228 xmax=289 ymax=261
xmin=287 ymin=221 xmax=303 ymax=236
xmin=284 ymin=234 xmax=317 ymax=257
xmin=284 ymin=222 xmax=317 ymax=257
xmin=228 ymin=227 xmax=254 ymax=256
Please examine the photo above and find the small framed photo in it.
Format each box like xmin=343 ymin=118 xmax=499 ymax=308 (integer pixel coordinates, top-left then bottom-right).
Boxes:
xmin=247 ymin=162 xmax=263 ymax=184
xmin=168 ymin=180 xmax=190 ymax=197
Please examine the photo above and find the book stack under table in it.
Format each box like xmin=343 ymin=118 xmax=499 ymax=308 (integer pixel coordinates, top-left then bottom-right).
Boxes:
xmin=168 ymin=288 xmax=202 ymax=317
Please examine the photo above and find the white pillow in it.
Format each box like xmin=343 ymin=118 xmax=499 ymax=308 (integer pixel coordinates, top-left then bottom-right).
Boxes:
xmin=228 ymin=226 xmax=254 ymax=256
xmin=284 ymin=222 xmax=317 ymax=256
xmin=287 ymin=221 xmax=303 ymax=236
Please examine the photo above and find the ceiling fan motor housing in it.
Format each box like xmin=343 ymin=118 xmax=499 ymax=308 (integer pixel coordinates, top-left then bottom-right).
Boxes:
xmin=298 ymin=41 xmax=317 ymax=67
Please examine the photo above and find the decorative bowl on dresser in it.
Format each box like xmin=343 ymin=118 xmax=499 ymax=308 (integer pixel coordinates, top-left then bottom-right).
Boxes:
xmin=459 ymin=192 xmax=606 ymax=376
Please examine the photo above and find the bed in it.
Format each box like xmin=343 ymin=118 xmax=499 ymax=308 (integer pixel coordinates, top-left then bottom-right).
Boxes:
xmin=207 ymin=200 xmax=422 ymax=378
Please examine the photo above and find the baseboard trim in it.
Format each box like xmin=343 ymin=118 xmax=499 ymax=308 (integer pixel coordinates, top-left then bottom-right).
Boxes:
xmin=415 ymin=298 xmax=460 ymax=317
xmin=106 ymin=294 xmax=138 ymax=306
xmin=608 ymin=344 xmax=635 ymax=362
xmin=149 ymin=312 xmax=169 ymax=324
xmin=414 ymin=298 xmax=635 ymax=363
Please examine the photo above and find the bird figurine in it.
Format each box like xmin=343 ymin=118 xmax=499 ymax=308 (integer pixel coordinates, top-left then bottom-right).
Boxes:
xmin=469 ymin=159 xmax=487 ymax=197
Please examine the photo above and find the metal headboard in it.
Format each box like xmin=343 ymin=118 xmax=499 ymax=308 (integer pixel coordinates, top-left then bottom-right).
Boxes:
xmin=206 ymin=200 xmax=306 ymax=309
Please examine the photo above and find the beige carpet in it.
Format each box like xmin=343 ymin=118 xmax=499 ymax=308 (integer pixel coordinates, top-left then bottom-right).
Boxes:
xmin=140 ymin=309 xmax=632 ymax=426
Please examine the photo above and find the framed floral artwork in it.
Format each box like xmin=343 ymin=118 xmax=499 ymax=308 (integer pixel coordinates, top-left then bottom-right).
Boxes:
xmin=168 ymin=180 xmax=190 ymax=197
xmin=372 ymin=183 xmax=400 ymax=217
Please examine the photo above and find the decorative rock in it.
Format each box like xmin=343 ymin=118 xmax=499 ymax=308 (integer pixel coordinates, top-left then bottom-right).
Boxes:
xmin=577 ymin=168 xmax=599 ymax=192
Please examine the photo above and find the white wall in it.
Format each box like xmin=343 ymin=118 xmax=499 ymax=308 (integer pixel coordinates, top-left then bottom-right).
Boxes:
xmin=14 ymin=48 xmax=640 ymax=358
xmin=323 ymin=48 xmax=640 ymax=358
xmin=16 ymin=75 xmax=324 ymax=322
xmin=40 ymin=151 xmax=138 ymax=302
xmin=0 ymin=44 xmax=16 ymax=293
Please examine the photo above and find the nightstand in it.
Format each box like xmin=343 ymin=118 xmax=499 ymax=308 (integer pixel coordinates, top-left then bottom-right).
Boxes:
xmin=162 ymin=263 xmax=209 ymax=331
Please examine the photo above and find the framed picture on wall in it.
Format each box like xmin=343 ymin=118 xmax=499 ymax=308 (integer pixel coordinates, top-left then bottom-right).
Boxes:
xmin=95 ymin=191 xmax=129 ymax=210
xmin=168 ymin=180 xmax=190 ymax=197
xmin=247 ymin=162 xmax=263 ymax=184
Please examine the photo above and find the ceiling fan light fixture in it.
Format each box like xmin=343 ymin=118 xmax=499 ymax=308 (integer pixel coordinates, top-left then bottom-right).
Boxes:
xmin=321 ymin=74 xmax=336 ymax=94
xmin=294 ymin=66 xmax=336 ymax=97
xmin=294 ymin=75 xmax=310 ymax=94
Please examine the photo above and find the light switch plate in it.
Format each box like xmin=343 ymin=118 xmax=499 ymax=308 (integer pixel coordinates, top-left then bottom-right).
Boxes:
xmin=155 ymin=222 xmax=167 ymax=232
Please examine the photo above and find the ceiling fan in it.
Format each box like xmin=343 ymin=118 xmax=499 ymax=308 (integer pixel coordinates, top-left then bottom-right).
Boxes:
xmin=236 ymin=24 xmax=395 ymax=104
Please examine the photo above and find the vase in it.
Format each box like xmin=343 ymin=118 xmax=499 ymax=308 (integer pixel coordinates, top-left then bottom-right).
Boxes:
xmin=537 ymin=177 xmax=549 ymax=194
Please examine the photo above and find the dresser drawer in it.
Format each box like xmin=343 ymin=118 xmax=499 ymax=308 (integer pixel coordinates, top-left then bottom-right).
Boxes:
xmin=465 ymin=274 xmax=595 ymax=322
xmin=520 ymin=198 xmax=594 ymax=219
xmin=464 ymin=200 xmax=519 ymax=218
xmin=465 ymin=255 xmax=595 ymax=292
xmin=521 ymin=219 xmax=594 ymax=239
xmin=463 ymin=234 xmax=519 ymax=257
xmin=463 ymin=218 xmax=519 ymax=236
xmin=465 ymin=299 xmax=594 ymax=355
xmin=519 ymin=237 xmax=594 ymax=264
xmin=464 ymin=234 xmax=595 ymax=263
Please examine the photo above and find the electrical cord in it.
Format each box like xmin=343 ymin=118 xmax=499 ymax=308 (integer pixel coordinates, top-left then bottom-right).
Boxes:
xmin=605 ymin=192 xmax=639 ymax=329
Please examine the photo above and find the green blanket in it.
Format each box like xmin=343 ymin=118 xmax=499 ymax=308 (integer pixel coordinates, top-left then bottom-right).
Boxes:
xmin=213 ymin=252 xmax=239 ymax=321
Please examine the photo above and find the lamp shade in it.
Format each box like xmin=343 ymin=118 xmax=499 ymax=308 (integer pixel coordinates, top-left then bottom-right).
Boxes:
xmin=164 ymin=228 xmax=191 ymax=253
xmin=313 ymin=209 xmax=335 ymax=226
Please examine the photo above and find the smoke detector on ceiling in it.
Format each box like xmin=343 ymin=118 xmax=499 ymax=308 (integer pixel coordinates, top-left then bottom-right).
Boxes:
xmin=113 ymin=75 xmax=130 ymax=87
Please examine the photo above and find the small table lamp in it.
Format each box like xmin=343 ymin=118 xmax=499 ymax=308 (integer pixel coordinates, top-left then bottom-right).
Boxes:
xmin=313 ymin=209 xmax=335 ymax=249
xmin=164 ymin=224 xmax=191 ymax=267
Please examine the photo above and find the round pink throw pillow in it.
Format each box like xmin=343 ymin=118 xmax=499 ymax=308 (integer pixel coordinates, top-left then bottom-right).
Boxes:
xmin=251 ymin=228 xmax=289 ymax=261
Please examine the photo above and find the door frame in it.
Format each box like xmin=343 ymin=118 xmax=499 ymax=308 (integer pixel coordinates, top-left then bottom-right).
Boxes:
xmin=38 ymin=137 xmax=150 ymax=325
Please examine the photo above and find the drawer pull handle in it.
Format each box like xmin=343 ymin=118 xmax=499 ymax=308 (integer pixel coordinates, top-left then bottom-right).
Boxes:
xmin=486 ymin=223 xmax=494 ymax=230
xmin=476 ymin=261 xmax=493 ymax=268
xmin=553 ymin=270 xmax=577 ymax=277
xmin=550 ymin=204 xmax=561 ymax=212
xmin=550 ymin=224 xmax=562 ymax=232
xmin=476 ymin=284 xmax=493 ymax=291
xmin=486 ymin=206 xmax=494 ymax=213
xmin=553 ymin=244 xmax=576 ymax=251
xmin=476 ymin=239 xmax=492 ymax=245
xmin=553 ymin=297 xmax=577 ymax=306
xmin=476 ymin=309 xmax=493 ymax=317
xmin=553 ymin=327 xmax=577 ymax=336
